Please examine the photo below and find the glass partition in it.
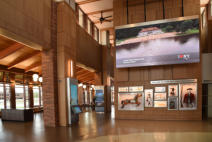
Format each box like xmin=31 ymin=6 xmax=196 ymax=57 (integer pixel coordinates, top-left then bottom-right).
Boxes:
xmin=33 ymin=86 xmax=40 ymax=106
xmin=15 ymin=85 xmax=24 ymax=109
xmin=25 ymin=85 xmax=29 ymax=108
xmin=0 ymin=84 xmax=4 ymax=110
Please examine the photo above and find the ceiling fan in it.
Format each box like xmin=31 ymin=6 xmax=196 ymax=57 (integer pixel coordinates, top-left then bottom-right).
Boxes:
xmin=93 ymin=11 xmax=112 ymax=24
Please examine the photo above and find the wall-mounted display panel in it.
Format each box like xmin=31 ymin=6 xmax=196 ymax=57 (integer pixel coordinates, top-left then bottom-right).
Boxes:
xmin=118 ymin=92 xmax=144 ymax=111
xmin=115 ymin=16 xmax=200 ymax=68
xmin=179 ymin=83 xmax=197 ymax=110
xmin=154 ymin=93 xmax=167 ymax=101
xmin=168 ymin=97 xmax=178 ymax=110
xmin=168 ymin=85 xmax=178 ymax=97
xmin=118 ymin=87 xmax=128 ymax=92
xmin=155 ymin=87 xmax=166 ymax=93
xmin=144 ymin=89 xmax=154 ymax=107
xmin=154 ymin=101 xmax=167 ymax=108
xmin=129 ymin=86 xmax=144 ymax=92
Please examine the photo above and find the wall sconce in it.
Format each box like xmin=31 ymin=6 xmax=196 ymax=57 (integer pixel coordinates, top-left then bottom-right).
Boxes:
xmin=39 ymin=77 xmax=43 ymax=83
xmin=78 ymin=83 xmax=83 ymax=87
xmin=83 ymin=85 xmax=86 ymax=89
xmin=32 ymin=74 xmax=39 ymax=82
xmin=68 ymin=60 xmax=74 ymax=78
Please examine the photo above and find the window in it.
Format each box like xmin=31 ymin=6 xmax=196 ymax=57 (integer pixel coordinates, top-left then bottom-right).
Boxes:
xmin=25 ymin=85 xmax=29 ymax=108
xmin=15 ymin=85 xmax=24 ymax=109
xmin=0 ymin=84 xmax=4 ymax=110
xmin=87 ymin=19 xmax=91 ymax=34
xmin=79 ymin=9 xmax=84 ymax=28
xmin=33 ymin=86 xmax=40 ymax=106
xmin=94 ymin=27 xmax=98 ymax=41
xmin=40 ymin=87 xmax=43 ymax=106
xmin=5 ymin=84 xmax=10 ymax=109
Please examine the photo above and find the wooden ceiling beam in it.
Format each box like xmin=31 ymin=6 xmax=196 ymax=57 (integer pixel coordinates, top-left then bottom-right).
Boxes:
xmin=8 ymin=51 xmax=41 ymax=69
xmin=25 ymin=61 xmax=42 ymax=72
xmin=77 ymin=72 xmax=94 ymax=79
xmin=87 ymin=8 xmax=113 ymax=15
xmin=0 ymin=43 xmax=23 ymax=59
xmin=77 ymin=0 xmax=101 ymax=5
xmin=77 ymin=74 xmax=94 ymax=81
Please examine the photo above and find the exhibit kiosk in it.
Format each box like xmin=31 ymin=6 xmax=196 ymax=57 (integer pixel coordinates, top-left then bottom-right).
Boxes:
xmin=94 ymin=86 xmax=105 ymax=112
xmin=66 ymin=78 xmax=81 ymax=125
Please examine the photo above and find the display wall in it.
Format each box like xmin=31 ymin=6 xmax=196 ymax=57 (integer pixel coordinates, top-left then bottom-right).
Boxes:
xmin=114 ymin=0 xmax=202 ymax=120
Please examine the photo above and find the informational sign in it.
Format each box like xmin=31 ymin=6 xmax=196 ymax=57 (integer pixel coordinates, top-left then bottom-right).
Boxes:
xmin=118 ymin=87 xmax=128 ymax=92
xmin=150 ymin=79 xmax=197 ymax=84
xmin=129 ymin=86 xmax=143 ymax=92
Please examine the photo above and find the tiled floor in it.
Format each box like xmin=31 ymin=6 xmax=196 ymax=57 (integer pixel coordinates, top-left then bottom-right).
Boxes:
xmin=0 ymin=107 xmax=212 ymax=142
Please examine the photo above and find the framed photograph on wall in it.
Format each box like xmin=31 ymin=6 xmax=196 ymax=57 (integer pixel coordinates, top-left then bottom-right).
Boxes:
xmin=154 ymin=92 xmax=167 ymax=101
xmin=118 ymin=92 xmax=144 ymax=111
xmin=144 ymin=89 xmax=154 ymax=107
xmin=129 ymin=86 xmax=144 ymax=92
xmin=179 ymin=83 xmax=197 ymax=110
xmin=155 ymin=86 xmax=166 ymax=93
xmin=168 ymin=85 xmax=178 ymax=97
xmin=118 ymin=87 xmax=128 ymax=92
xmin=154 ymin=101 xmax=167 ymax=108
xmin=168 ymin=97 xmax=178 ymax=110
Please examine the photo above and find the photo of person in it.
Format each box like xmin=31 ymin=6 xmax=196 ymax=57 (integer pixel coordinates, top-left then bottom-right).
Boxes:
xmin=144 ymin=89 xmax=153 ymax=107
xmin=118 ymin=92 xmax=144 ymax=111
xmin=179 ymin=83 xmax=197 ymax=110
xmin=168 ymin=85 xmax=178 ymax=97
xmin=168 ymin=97 xmax=178 ymax=110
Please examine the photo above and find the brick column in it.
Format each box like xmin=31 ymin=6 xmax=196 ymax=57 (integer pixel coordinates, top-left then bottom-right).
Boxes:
xmin=29 ymin=84 xmax=34 ymax=108
xmin=42 ymin=0 xmax=59 ymax=127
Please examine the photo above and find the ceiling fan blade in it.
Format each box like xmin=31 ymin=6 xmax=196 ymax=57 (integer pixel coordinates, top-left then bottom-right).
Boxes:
xmin=104 ymin=15 xmax=113 ymax=19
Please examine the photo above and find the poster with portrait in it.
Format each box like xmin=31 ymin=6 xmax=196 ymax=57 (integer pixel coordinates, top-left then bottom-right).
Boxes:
xmin=155 ymin=87 xmax=166 ymax=93
xmin=179 ymin=83 xmax=197 ymax=110
xmin=144 ymin=89 xmax=153 ymax=107
xmin=154 ymin=93 xmax=167 ymax=101
xmin=118 ymin=92 xmax=144 ymax=111
xmin=168 ymin=85 xmax=178 ymax=97
xmin=168 ymin=97 xmax=178 ymax=110
xmin=154 ymin=101 xmax=167 ymax=108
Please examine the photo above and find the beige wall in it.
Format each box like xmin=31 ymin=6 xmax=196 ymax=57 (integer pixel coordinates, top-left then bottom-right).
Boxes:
xmin=0 ymin=0 xmax=51 ymax=50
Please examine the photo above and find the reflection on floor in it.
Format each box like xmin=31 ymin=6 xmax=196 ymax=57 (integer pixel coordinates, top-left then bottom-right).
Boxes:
xmin=0 ymin=107 xmax=212 ymax=142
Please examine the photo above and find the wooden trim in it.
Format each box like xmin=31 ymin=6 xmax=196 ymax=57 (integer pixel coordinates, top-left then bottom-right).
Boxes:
xmin=87 ymin=8 xmax=113 ymax=15
xmin=77 ymin=0 xmax=101 ymax=5
xmin=94 ymin=19 xmax=113 ymax=24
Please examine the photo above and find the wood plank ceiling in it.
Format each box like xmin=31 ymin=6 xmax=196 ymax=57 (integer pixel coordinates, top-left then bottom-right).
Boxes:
xmin=76 ymin=65 xmax=96 ymax=85
xmin=0 ymin=35 xmax=42 ymax=74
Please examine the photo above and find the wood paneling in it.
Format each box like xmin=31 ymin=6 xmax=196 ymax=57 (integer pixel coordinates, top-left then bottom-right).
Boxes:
xmin=114 ymin=0 xmax=202 ymax=120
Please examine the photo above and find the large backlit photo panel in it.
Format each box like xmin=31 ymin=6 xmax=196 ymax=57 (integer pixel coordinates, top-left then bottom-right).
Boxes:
xmin=115 ymin=16 xmax=200 ymax=68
